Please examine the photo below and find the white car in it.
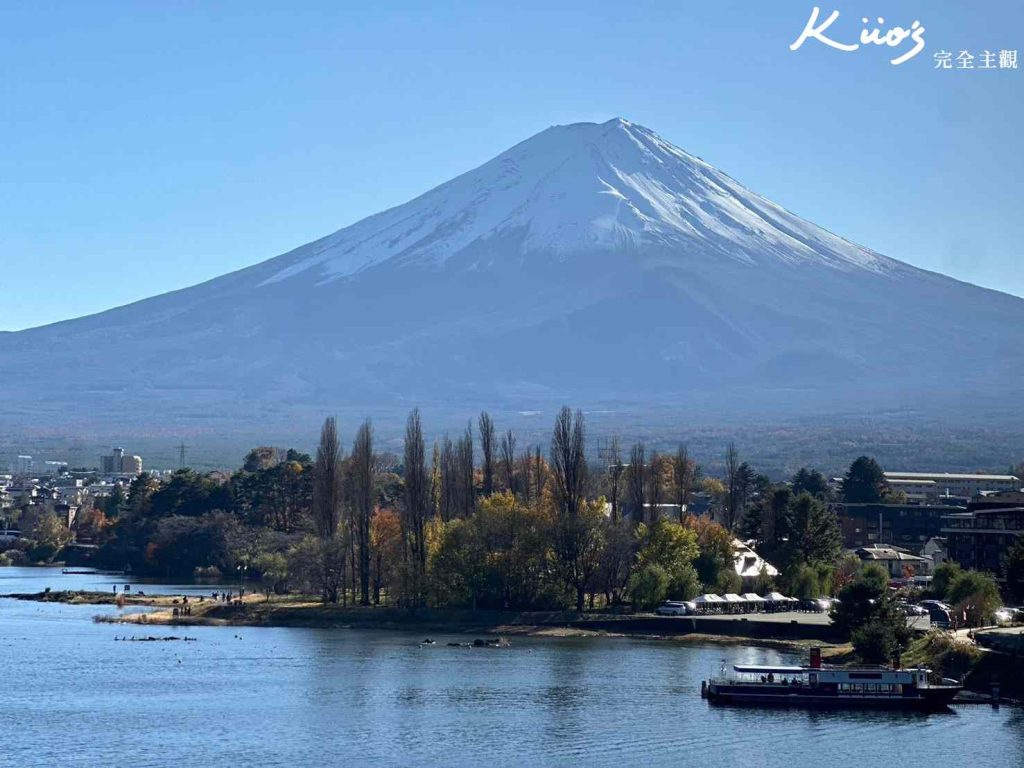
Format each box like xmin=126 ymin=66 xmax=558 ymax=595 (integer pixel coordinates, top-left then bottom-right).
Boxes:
xmin=656 ymin=601 xmax=694 ymax=616
xmin=995 ymin=607 xmax=1021 ymax=626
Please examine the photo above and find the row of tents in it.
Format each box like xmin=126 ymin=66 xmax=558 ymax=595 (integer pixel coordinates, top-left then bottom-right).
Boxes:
xmin=692 ymin=592 xmax=799 ymax=614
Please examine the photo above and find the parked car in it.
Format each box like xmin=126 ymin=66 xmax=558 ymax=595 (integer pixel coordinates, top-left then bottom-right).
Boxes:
xmin=656 ymin=601 xmax=693 ymax=616
xmin=897 ymin=602 xmax=928 ymax=617
xmin=995 ymin=607 xmax=1021 ymax=626
xmin=917 ymin=601 xmax=952 ymax=627
xmin=798 ymin=598 xmax=829 ymax=613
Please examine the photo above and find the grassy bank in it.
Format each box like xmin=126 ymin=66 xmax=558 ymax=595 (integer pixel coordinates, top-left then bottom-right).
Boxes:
xmin=902 ymin=631 xmax=1024 ymax=700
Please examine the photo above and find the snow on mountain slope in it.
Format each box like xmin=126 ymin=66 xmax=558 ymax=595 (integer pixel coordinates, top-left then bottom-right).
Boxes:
xmin=258 ymin=118 xmax=900 ymax=287
xmin=1 ymin=117 xmax=1022 ymax=433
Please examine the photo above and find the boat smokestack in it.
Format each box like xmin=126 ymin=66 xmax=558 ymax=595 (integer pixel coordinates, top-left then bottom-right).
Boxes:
xmin=809 ymin=647 xmax=821 ymax=669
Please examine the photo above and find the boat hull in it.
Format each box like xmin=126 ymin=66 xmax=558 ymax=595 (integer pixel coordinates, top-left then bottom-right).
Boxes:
xmin=706 ymin=683 xmax=961 ymax=710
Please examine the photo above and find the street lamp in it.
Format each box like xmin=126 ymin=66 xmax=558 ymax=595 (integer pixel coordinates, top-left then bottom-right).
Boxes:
xmin=237 ymin=563 xmax=248 ymax=601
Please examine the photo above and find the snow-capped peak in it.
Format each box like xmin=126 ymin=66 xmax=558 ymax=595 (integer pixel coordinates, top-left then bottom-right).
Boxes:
xmin=260 ymin=118 xmax=896 ymax=287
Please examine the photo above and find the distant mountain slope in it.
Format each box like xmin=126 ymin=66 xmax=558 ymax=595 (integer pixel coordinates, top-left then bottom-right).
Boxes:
xmin=2 ymin=118 xmax=1022 ymax=433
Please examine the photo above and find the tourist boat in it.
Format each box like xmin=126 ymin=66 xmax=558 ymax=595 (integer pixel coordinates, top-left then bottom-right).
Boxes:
xmin=702 ymin=648 xmax=961 ymax=710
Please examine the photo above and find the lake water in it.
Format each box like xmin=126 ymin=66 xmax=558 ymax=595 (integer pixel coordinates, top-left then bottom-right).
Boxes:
xmin=2 ymin=567 xmax=1021 ymax=767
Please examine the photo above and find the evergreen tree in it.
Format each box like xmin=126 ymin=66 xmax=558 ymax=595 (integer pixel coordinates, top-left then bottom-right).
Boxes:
xmin=106 ymin=484 xmax=127 ymax=518
xmin=791 ymin=467 xmax=831 ymax=498
xmin=788 ymin=492 xmax=842 ymax=566
xmin=842 ymin=456 xmax=886 ymax=503
xmin=832 ymin=564 xmax=911 ymax=663
xmin=739 ymin=484 xmax=791 ymax=559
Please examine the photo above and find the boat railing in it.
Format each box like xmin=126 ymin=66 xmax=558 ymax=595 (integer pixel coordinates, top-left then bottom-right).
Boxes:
xmin=710 ymin=671 xmax=809 ymax=686
xmin=710 ymin=673 xmax=918 ymax=696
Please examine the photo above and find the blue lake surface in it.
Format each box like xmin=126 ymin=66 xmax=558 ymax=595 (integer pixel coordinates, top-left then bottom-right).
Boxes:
xmin=2 ymin=567 xmax=1021 ymax=767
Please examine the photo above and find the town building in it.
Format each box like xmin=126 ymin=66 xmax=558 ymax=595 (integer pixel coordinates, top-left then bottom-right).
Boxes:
xmin=601 ymin=495 xmax=713 ymax=520
xmin=854 ymin=545 xmax=933 ymax=577
xmin=884 ymin=471 xmax=1020 ymax=503
xmin=121 ymin=454 xmax=143 ymax=474
xmin=835 ymin=502 xmax=961 ymax=550
xmin=921 ymin=537 xmax=948 ymax=567
xmin=100 ymin=447 xmax=143 ymax=476
xmin=974 ymin=490 xmax=1024 ymax=508
xmin=942 ymin=492 xmax=1024 ymax=575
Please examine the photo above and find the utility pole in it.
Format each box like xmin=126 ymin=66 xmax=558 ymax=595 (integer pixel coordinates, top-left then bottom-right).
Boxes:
xmin=178 ymin=442 xmax=187 ymax=470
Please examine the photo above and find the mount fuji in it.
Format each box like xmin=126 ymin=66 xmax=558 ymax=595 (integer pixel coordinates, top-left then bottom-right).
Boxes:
xmin=2 ymin=118 xmax=1022 ymax=435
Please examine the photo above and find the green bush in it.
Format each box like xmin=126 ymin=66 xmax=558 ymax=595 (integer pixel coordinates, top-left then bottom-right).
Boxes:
xmin=918 ymin=631 xmax=980 ymax=679
xmin=947 ymin=570 xmax=1001 ymax=627
xmin=630 ymin=564 xmax=670 ymax=610
xmin=834 ymin=563 xmax=912 ymax=664
xmin=667 ymin=564 xmax=701 ymax=601
xmin=752 ymin=565 xmax=775 ymax=595
xmin=852 ymin=618 xmax=906 ymax=664
xmin=930 ymin=562 xmax=963 ymax=601
xmin=714 ymin=569 xmax=742 ymax=596
xmin=26 ymin=541 xmax=60 ymax=563
xmin=831 ymin=563 xmax=889 ymax=637
xmin=2 ymin=549 xmax=29 ymax=566
xmin=785 ymin=563 xmax=826 ymax=599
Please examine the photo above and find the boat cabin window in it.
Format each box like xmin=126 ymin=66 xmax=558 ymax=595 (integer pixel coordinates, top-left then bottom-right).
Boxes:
xmin=838 ymin=683 xmax=897 ymax=694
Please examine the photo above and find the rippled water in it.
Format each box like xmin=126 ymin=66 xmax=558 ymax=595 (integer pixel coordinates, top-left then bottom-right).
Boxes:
xmin=2 ymin=567 xmax=1021 ymax=767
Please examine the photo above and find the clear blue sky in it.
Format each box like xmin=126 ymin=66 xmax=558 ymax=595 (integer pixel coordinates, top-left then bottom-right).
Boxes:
xmin=1 ymin=1 xmax=1021 ymax=330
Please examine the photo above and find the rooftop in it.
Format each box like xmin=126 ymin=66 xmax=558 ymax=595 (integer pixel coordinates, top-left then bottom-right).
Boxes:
xmin=885 ymin=471 xmax=1019 ymax=482
xmin=855 ymin=546 xmax=928 ymax=562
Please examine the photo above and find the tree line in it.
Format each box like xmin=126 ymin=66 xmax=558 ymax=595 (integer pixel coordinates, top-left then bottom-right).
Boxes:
xmin=295 ymin=407 xmax=749 ymax=611
xmin=85 ymin=408 xmax=783 ymax=610
xmin=51 ymin=409 xmax=1015 ymax=632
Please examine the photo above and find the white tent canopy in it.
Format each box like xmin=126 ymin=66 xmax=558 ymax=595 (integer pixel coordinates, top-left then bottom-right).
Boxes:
xmin=722 ymin=593 xmax=745 ymax=603
xmin=741 ymin=593 xmax=766 ymax=602
xmin=763 ymin=592 xmax=792 ymax=602
xmin=694 ymin=593 xmax=724 ymax=604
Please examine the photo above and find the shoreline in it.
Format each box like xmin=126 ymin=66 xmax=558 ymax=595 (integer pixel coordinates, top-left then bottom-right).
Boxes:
xmin=10 ymin=589 xmax=843 ymax=651
xmin=10 ymin=589 xmax=1023 ymax=701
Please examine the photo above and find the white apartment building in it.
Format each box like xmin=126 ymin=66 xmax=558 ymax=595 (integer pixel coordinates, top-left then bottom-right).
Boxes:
xmin=884 ymin=471 xmax=1020 ymax=503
